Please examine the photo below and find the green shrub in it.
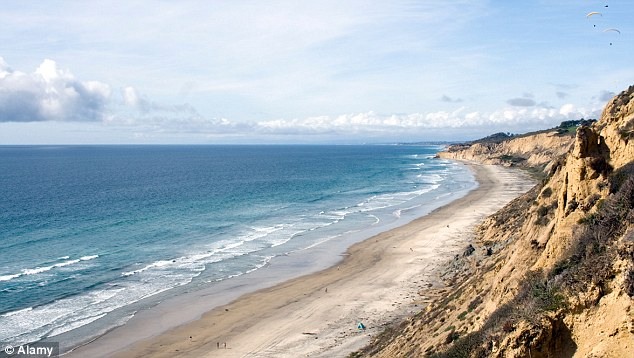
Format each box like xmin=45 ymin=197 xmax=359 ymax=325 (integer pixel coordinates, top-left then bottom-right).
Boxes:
xmin=430 ymin=332 xmax=484 ymax=358
xmin=516 ymin=271 xmax=567 ymax=313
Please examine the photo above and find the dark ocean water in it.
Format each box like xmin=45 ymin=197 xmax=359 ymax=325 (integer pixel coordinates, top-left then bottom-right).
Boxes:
xmin=0 ymin=145 xmax=475 ymax=345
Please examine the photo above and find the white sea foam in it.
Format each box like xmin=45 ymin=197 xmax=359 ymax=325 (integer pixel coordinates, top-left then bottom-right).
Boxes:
xmin=270 ymin=230 xmax=303 ymax=247
xmin=367 ymin=214 xmax=380 ymax=224
xmin=0 ymin=255 xmax=99 ymax=282
xmin=0 ymin=307 xmax=33 ymax=318
xmin=0 ymin=261 xmax=206 ymax=343
xmin=0 ymin=273 xmax=22 ymax=282
xmin=122 ymin=260 xmax=174 ymax=277
xmin=47 ymin=313 xmax=107 ymax=337
xmin=300 ymin=234 xmax=342 ymax=251
xmin=416 ymin=173 xmax=444 ymax=184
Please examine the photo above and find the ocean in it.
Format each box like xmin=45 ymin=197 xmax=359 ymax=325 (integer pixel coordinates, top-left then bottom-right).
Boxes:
xmin=0 ymin=145 xmax=475 ymax=350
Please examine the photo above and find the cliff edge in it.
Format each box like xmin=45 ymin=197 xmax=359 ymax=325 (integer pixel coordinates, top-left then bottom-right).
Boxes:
xmin=357 ymin=86 xmax=634 ymax=358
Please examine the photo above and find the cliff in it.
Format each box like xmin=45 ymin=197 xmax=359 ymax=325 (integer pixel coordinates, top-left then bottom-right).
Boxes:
xmin=357 ymin=86 xmax=634 ymax=357
xmin=438 ymin=130 xmax=574 ymax=175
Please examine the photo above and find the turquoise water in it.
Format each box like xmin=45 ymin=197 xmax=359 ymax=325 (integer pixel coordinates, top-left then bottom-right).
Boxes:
xmin=0 ymin=145 xmax=475 ymax=346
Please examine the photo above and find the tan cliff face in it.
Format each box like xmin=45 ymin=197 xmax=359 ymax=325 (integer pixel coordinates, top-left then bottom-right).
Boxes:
xmin=367 ymin=86 xmax=634 ymax=358
xmin=539 ymin=86 xmax=634 ymax=271
xmin=438 ymin=131 xmax=574 ymax=172
xmin=598 ymin=85 xmax=634 ymax=169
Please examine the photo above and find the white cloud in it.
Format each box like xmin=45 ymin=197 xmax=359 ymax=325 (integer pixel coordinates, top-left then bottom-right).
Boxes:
xmin=559 ymin=104 xmax=576 ymax=117
xmin=0 ymin=54 xmax=607 ymax=143
xmin=0 ymin=58 xmax=111 ymax=122
xmin=123 ymin=86 xmax=142 ymax=108
xmin=251 ymin=104 xmax=596 ymax=138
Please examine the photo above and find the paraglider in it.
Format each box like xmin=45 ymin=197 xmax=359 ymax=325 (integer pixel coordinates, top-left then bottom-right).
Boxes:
xmin=585 ymin=4 xmax=621 ymax=46
xmin=586 ymin=12 xmax=602 ymax=27
xmin=603 ymin=28 xmax=621 ymax=45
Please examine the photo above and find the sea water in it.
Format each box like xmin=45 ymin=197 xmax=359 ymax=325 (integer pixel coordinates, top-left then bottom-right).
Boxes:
xmin=0 ymin=145 xmax=475 ymax=349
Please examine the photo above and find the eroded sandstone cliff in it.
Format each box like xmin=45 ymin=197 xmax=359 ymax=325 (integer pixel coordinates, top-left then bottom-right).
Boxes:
xmin=438 ymin=130 xmax=574 ymax=173
xmin=359 ymin=86 xmax=634 ymax=358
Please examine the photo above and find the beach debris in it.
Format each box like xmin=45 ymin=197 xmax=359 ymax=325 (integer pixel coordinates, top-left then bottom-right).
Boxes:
xmin=357 ymin=322 xmax=366 ymax=330
xmin=302 ymin=332 xmax=318 ymax=335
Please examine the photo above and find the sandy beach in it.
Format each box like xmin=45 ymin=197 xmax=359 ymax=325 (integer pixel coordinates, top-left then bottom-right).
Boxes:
xmin=67 ymin=163 xmax=534 ymax=358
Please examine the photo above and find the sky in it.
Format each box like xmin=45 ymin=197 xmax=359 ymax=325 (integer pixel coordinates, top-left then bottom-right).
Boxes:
xmin=0 ymin=0 xmax=632 ymax=144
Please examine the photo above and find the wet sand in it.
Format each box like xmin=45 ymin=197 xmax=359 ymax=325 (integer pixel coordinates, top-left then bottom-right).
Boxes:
xmin=67 ymin=163 xmax=534 ymax=358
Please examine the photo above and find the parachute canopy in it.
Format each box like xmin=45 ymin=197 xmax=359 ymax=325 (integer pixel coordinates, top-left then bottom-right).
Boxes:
xmin=603 ymin=28 xmax=621 ymax=34
xmin=586 ymin=11 xmax=602 ymax=18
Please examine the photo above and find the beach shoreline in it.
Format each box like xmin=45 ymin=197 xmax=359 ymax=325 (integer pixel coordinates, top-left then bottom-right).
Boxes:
xmin=66 ymin=162 xmax=535 ymax=358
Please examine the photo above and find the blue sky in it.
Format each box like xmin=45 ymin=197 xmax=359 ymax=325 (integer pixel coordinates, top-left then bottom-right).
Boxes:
xmin=0 ymin=0 xmax=632 ymax=144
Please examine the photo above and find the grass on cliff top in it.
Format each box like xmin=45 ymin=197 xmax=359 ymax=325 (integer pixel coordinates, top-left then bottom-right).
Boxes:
xmin=457 ymin=119 xmax=592 ymax=147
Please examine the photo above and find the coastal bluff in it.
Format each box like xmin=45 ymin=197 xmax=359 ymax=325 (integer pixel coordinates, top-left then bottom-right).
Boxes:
xmin=357 ymin=86 xmax=634 ymax=357
xmin=437 ymin=128 xmax=574 ymax=173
